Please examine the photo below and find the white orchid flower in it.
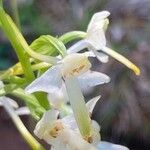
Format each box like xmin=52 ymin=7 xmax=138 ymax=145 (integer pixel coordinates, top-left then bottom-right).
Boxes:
xmin=47 ymin=83 xmax=73 ymax=117
xmin=34 ymin=97 xmax=129 ymax=150
xmin=25 ymin=53 xmax=110 ymax=94
xmin=34 ymin=96 xmax=100 ymax=150
xmin=25 ymin=53 xmax=110 ymax=139
xmin=67 ymin=11 xmax=140 ymax=75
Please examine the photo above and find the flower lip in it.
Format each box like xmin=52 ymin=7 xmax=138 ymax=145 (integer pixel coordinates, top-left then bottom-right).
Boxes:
xmin=61 ymin=53 xmax=92 ymax=79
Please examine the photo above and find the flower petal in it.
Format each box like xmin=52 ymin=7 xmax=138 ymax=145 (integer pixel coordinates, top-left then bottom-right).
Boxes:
xmin=0 ymin=97 xmax=18 ymax=108
xmin=59 ymin=128 xmax=97 ymax=150
xmin=61 ymin=114 xmax=78 ymax=130
xmin=78 ymin=71 xmax=110 ymax=88
xmin=91 ymin=120 xmax=101 ymax=145
xmin=34 ymin=109 xmax=59 ymax=139
xmin=86 ymin=28 xmax=106 ymax=50
xmin=86 ymin=96 xmax=101 ymax=114
xmin=91 ymin=48 xmax=109 ymax=63
xmin=15 ymin=107 xmax=30 ymax=116
xmin=67 ymin=40 xmax=89 ymax=54
xmin=87 ymin=11 xmax=110 ymax=31
xmin=47 ymin=82 xmax=69 ymax=109
xmin=97 ymin=141 xmax=129 ymax=150
xmin=25 ymin=66 xmax=62 ymax=94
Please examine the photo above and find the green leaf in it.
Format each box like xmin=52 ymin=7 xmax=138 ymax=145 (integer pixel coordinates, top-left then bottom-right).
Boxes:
xmin=59 ymin=31 xmax=86 ymax=44
xmin=30 ymin=35 xmax=67 ymax=57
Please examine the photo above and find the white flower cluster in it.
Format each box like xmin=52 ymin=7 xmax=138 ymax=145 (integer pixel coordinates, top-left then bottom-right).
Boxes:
xmin=24 ymin=11 xmax=133 ymax=150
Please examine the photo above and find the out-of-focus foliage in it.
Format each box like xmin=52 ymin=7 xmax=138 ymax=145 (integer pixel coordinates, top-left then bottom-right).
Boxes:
xmin=0 ymin=0 xmax=149 ymax=150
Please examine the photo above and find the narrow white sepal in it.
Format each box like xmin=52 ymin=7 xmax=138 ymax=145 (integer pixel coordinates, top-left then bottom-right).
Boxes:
xmin=25 ymin=66 xmax=62 ymax=94
xmin=86 ymin=96 xmax=101 ymax=114
xmin=0 ymin=97 xmax=19 ymax=108
xmin=67 ymin=40 xmax=89 ymax=54
xmin=61 ymin=114 xmax=78 ymax=130
xmin=91 ymin=48 xmax=109 ymax=63
xmin=86 ymin=28 xmax=106 ymax=50
xmin=34 ymin=109 xmax=59 ymax=139
xmin=47 ymin=82 xmax=69 ymax=109
xmin=15 ymin=107 xmax=30 ymax=116
xmin=78 ymin=71 xmax=110 ymax=88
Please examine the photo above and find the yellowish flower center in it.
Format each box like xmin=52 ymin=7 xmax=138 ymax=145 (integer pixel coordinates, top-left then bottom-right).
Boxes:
xmin=49 ymin=121 xmax=64 ymax=138
xmin=61 ymin=54 xmax=91 ymax=78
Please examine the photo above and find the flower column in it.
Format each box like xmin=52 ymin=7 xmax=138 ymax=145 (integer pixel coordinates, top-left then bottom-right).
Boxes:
xmin=65 ymin=77 xmax=91 ymax=139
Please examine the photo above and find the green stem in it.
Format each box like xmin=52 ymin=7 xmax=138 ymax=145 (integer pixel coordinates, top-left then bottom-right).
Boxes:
xmin=1 ymin=99 xmax=45 ymax=150
xmin=12 ymin=88 xmax=42 ymax=108
xmin=4 ymin=76 xmax=26 ymax=84
xmin=0 ymin=8 xmax=34 ymax=82
xmin=0 ymin=8 xmax=50 ymax=109
xmin=59 ymin=31 xmax=86 ymax=44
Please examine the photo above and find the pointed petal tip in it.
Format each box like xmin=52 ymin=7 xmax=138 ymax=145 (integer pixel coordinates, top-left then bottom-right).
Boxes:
xmin=94 ymin=11 xmax=110 ymax=19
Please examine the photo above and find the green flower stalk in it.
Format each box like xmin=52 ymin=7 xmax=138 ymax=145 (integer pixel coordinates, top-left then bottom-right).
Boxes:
xmin=0 ymin=6 xmax=34 ymax=82
xmin=0 ymin=5 xmax=50 ymax=109
xmin=0 ymin=98 xmax=44 ymax=150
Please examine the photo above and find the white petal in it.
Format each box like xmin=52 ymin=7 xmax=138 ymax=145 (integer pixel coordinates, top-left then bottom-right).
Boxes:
xmin=86 ymin=28 xmax=106 ymax=50
xmin=59 ymin=128 xmax=97 ymax=150
xmin=61 ymin=114 xmax=78 ymax=131
xmin=59 ymin=104 xmax=73 ymax=118
xmin=84 ymin=51 xmax=96 ymax=57
xmin=25 ymin=66 xmax=62 ymax=94
xmin=0 ymin=97 xmax=18 ymax=108
xmin=87 ymin=11 xmax=110 ymax=31
xmin=47 ymin=82 xmax=69 ymax=109
xmin=15 ymin=107 xmax=30 ymax=115
xmin=86 ymin=11 xmax=109 ymax=50
xmin=61 ymin=53 xmax=91 ymax=78
xmin=91 ymin=48 xmax=109 ymax=63
xmin=34 ymin=109 xmax=59 ymax=139
xmin=91 ymin=120 xmax=101 ymax=145
xmin=67 ymin=40 xmax=89 ymax=54
xmin=78 ymin=71 xmax=110 ymax=88
xmin=84 ymin=50 xmax=109 ymax=63
xmin=86 ymin=96 xmax=101 ymax=114
xmin=97 ymin=141 xmax=129 ymax=150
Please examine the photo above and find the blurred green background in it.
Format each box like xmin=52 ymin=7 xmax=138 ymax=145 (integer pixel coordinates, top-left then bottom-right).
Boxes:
xmin=0 ymin=0 xmax=150 ymax=150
